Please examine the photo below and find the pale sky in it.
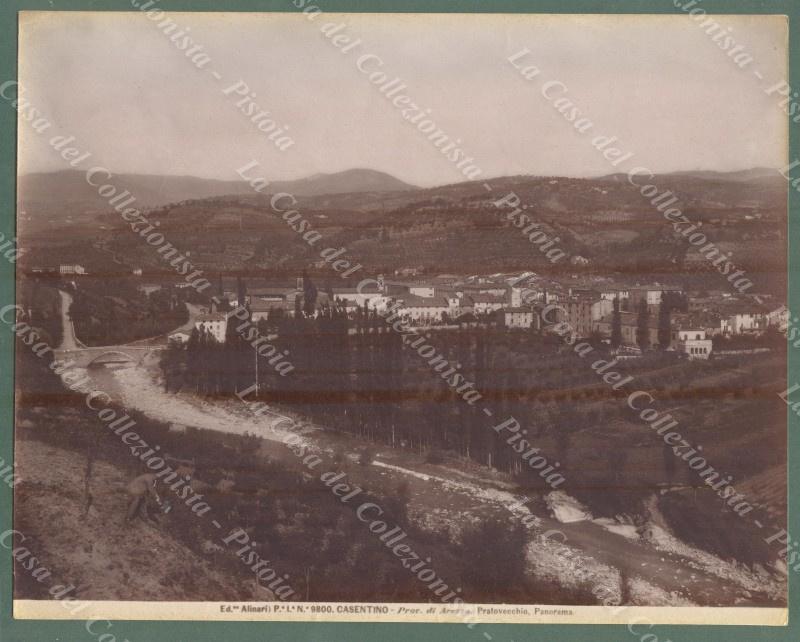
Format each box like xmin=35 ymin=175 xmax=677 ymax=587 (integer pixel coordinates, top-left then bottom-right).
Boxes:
xmin=18 ymin=11 xmax=788 ymax=186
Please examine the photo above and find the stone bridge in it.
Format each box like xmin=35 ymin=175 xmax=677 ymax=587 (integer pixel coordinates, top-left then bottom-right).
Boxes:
xmin=54 ymin=345 xmax=165 ymax=368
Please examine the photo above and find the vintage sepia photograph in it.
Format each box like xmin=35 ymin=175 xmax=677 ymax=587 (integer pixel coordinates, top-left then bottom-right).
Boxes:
xmin=6 ymin=8 xmax=791 ymax=627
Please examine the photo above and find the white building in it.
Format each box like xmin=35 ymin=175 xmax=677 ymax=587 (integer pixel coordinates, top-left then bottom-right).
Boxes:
xmin=629 ymin=286 xmax=682 ymax=307
xmin=195 ymin=312 xmax=228 ymax=343
xmin=59 ymin=264 xmax=86 ymax=275
xmin=503 ymin=308 xmax=535 ymax=329
xmin=332 ymin=285 xmax=384 ymax=310
xmin=766 ymin=306 xmax=789 ymax=330
xmin=720 ymin=311 xmax=766 ymax=335
xmin=398 ymin=295 xmax=450 ymax=323
xmin=408 ymin=285 xmax=435 ymax=298
xmin=600 ymin=288 xmax=629 ymax=302
xmin=469 ymin=293 xmax=506 ymax=314
xmin=676 ymin=329 xmax=712 ymax=359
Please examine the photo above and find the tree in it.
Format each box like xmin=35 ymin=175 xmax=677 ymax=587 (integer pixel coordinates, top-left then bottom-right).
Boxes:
xmin=611 ymin=297 xmax=622 ymax=349
xmin=302 ymin=270 xmax=318 ymax=317
xmin=237 ymin=276 xmax=247 ymax=308
xmin=658 ymin=294 xmax=672 ymax=350
xmin=294 ymin=292 xmax=302 ymax=318
xmin=587 ymin=330 xmax=605 ymax=349
xmin=635 ymin=297 xmax=650 ymax=352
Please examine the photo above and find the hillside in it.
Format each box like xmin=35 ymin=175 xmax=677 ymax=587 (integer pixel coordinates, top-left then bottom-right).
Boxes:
xmin=18 ymin=168 xmax=415 ymax=221
xmin=19 ymin=170 xmax=253 ymax=218
xmin=14 ymin=439 xmax=253 ymax=601
xmin=18 ymin=168 xmax=787 ymax=293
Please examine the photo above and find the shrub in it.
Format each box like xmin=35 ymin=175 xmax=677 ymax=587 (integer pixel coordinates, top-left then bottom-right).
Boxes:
xmin=424 ymin=449 xmax=444 ymax=465
xmin=358 ymin=448 xmax=375 ymax=466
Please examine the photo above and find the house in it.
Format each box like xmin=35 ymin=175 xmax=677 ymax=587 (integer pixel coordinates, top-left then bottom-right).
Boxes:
xmin=443 ymin=292 xmax=461 ymax=309
xmin=332 ymin=284 xmax=384 ymax=310
xmin=397 ymin=295 xmax=450 ymax=323
xmin=249 ymin=298 xmax=290 ymax=322
xmin=59 ymin=264 xmax=86 ymax=275
xmin=503 ymin=307 xmax=535 ymax=329
xmin=568 ymin=287 xmax=600 ymax=299
xmin=237 ymin=287 xmax=294 ymax=309
xmin=472 ymin=286 xmax=509 ymax=297
xmin=432 ymin=289 xmax=474 ymax=314
xmin=508 ymin=275 xmax=541 ymax=307
xmin=168 ymin=332 xmax=190 ymax=345
xmin=195 ymin=312 xmax=228 ymax=343
xmin=683 ymin=311 xmax=724 ymax=337
xmin=676 ymin=329 xmax=712 ymax=359
xmin=628 ymin=285 xmax=682 ymax=308
xmin=469 ymin=293 xmax=506 ymax=315
xmin=408 ymin=284 xmax=435 ymax=298
xmin=594 ymin=311 xmax=665 ymax=348
xmin=599 ymin=287 xmax=630 ymax=303
xmin=563 ymin=295 xmax=613 ymax=338
xmin=510 ymin=286 xmax=537 ymax=307
xmin=719 ymin=309 xmax=767 ymax=335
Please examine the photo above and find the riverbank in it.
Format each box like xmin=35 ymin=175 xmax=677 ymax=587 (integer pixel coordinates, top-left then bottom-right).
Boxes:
xmin=81 ymin=362 xmax=784 ymax=606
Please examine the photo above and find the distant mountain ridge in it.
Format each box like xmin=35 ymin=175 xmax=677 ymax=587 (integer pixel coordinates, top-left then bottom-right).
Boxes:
xmin=19 ymin=170 xmax=252 ymax=210
xmin=658 ymin=167 xmax=783 ymax=182
xmin=18 ymin=168 xmax=418 ymax=215
xmin=269 ymin=168 xmax=417 ymax=196
xmin=600 ymin=167 xmax=784 ymax=184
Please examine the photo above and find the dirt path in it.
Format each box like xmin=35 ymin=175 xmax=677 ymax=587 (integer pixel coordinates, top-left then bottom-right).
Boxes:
xmin=58 ymin=288 xmax=203 ymax=350
xmin=57 ymin=290 xmax=83 ymax=351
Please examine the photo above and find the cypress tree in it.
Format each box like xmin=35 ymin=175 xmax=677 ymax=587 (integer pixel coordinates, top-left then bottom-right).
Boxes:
xmin=658 ymin=294 xmax=672 ymax=350
xmin=302 ymin=270 xmax=318 ymax=317
xmin=611 ymin=297 xmax=622 ymax=349
xmin=636 ymin=297 xmax=650 ymax=352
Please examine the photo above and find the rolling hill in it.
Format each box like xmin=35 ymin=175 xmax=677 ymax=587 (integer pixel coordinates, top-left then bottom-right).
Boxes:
xmin=18 ymin=168 xmax=787 ymax=294
xmin=17 ymin=168 xmax=418 ymax=234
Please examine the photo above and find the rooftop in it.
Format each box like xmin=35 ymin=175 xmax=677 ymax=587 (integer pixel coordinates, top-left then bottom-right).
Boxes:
xmin=399 ymin=295 xmax=450 ymax=308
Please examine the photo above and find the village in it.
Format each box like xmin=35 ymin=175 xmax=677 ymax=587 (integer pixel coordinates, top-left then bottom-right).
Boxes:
xmin=170 ymin=269 xmax=788 ymax=360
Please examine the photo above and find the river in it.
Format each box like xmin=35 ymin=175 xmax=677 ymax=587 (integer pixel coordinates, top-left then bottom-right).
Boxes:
xmin=64 ymin=355 xmax=783 ymax=608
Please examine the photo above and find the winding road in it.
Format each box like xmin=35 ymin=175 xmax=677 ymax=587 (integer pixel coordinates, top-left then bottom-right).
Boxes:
xmin=57 ymin=290 xmax=84 ymax=351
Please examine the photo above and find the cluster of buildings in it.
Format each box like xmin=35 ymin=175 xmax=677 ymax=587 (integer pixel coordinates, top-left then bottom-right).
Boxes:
xmin=177 ymin=272 xmax=786 ymax=360
xmin=30 ymin=263 xmax=88 ymax=275
xmin=201 ymin=277 xmax=514 ymax=327
xmin=564 ymin=280 xmax=785 ymax=359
